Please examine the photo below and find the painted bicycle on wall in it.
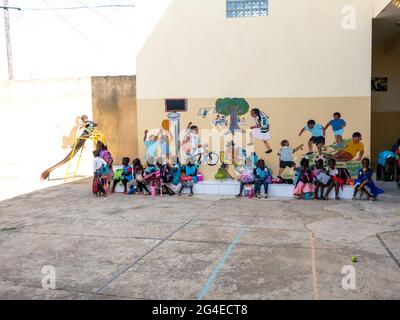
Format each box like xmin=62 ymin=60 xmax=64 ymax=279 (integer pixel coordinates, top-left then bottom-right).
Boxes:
xmin=193 ymin=144 xmax=220 ymax=166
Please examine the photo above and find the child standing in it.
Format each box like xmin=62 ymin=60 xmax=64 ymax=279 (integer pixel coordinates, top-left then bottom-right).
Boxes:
xmin=353 ymin=158 xmax=384 ymax=201
xmin=293 ymin=158 xmax=315 ymax=199
xmin=324 ymin=158 xmax=340 ymax=200
xmin=325 ymin=112 xmax=346 ymax=145
xmin=248 ymin=108 xmax=272 ymax=154
xmin=254 ymin=159 xmax=271 ymax=198
xmin=112 ymin=157 xmax=133 ymax=194
xmin=298 ymin=120 xmax=325 ymax=156
xmin=93 ymin=150 xmax=108 ymax=196
xmin=277 ymin=140 xmax=304 ymax=180
xmin=99 ymin=144 xmax=114 ymax=191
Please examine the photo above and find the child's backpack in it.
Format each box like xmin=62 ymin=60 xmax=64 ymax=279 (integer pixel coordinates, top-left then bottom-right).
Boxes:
xmin=242 ymin=167 xmax=255 ymax=183
xmin=316 ymin=170 xmax=331 ymax=186
xmin=244 ymin=184 xmax=254 ymax=198
xmin=100 ymin=150 xmax=113 ymax=166
xmin=113 ymin=169 xmax=124 ymax=182
xmin=92 ymin=176 xmax=101 ymax=194
xmin=338 ymin=168 xmax=351 ymax=181
xmin=296 ymin=168 xmax=312 ymax=186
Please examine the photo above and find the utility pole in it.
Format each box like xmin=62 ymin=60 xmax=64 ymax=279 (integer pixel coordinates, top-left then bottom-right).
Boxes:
xmin=3 ymin=0 xmax=13 ymax=80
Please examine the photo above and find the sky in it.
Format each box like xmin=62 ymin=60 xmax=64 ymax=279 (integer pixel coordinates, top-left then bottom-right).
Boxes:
xmin=0 ymin=0 xmax=172 ymax=80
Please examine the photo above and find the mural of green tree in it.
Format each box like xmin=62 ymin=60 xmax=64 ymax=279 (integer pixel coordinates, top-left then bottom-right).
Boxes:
xmin=215 ymin=98 xmax=250 ymax=134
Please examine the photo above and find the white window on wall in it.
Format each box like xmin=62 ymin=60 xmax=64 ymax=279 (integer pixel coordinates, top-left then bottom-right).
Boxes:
xmin=226 ymin=0 xmax=268 ymax=18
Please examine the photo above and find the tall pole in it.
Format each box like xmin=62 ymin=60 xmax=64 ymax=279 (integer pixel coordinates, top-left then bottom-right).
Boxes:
xmin=3 ymin=0 xmax=13 ymax=80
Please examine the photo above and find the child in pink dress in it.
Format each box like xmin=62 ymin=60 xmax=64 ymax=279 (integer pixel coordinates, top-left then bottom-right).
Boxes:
xmin=293 ymin=158 xmax=315 ymax=199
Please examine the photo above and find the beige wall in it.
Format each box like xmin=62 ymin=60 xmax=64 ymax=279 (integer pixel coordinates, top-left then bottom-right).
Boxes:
xmin=0 ymin=78 xmax=94 ymax=179
xmin=91 ymin=76 xmax=138 ymax=164
xmin=138 ymin=0 xmax=374 ymax=99
xmin=371 ymin=0 xmax=393 ymax=17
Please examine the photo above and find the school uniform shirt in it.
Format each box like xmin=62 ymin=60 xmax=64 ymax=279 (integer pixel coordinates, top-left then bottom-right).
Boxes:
xmin=327 ymin=168 xmax=339 ymax=177
xmin=279 ymin=147 xmax=294 ymax=162
xmin=93 ymin=157 xmax=107 ymax=172
xmin=255 ymin=167 xmax=270 ymax=180
xmin=122 ymin=165 xmax=133 ymax=182
xmin=305 ymin=124 xmax=324 ymax=137
xmin=377 ymin=151 xmax=396 ymax=166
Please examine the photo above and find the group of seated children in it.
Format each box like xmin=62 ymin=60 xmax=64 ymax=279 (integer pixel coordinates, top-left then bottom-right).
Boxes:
xmin=236 ymin=143 xmax=383 ymax=201
xmin=93 ymin=153 xmax=201 ymax=197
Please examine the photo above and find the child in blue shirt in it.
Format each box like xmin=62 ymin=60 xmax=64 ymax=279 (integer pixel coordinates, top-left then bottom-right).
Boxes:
xmin=254 ymin=159 xmax=271 ymax=198
xmin=178 ymin=160 xmax=199 ymax=197
xmin=324 ymin=112 xmax=346 ymax=145
xmin=298 ymin=120 xmax=326 ymax=156
xmin=112 ymin=157 xmax=133 ymax=194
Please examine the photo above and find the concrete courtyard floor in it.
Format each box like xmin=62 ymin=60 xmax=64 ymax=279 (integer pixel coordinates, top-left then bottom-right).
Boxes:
xmin=0 ymin=178 xmax=399 ymax=300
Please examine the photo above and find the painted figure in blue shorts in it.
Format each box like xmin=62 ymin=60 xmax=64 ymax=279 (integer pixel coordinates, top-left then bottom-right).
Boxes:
xmin=324 ymin=112 xmax=347 ymax=146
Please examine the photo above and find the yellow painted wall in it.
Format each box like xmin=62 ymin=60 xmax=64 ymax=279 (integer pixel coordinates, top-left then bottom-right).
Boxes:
xmin=91 ymin=76 xmax=138 ymax=164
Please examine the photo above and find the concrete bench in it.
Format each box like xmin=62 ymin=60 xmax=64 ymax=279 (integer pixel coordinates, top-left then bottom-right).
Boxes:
xmin=111 ymin=165 xmax=354 ymax=198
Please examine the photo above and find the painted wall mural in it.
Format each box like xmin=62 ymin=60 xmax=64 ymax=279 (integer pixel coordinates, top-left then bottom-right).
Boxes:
xmin=141 ymin=97 xmax=365 ymax=180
